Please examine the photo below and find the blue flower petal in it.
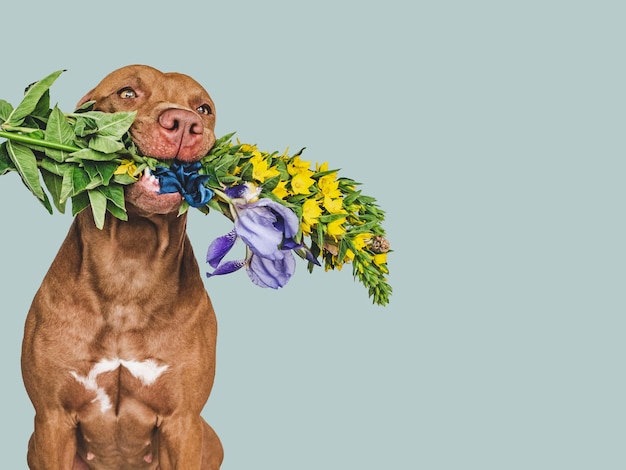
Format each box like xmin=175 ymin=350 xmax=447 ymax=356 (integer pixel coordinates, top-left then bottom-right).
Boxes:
xmin=248 ymin=198 xmax=300 ymax=240
xmin=206 ymin=230 xmax=237 ymax=268
xmin=235 ymin=205 xmax=284 ymax=260
xmin=206 ymin=259 xmax=247 ymax=278
xmin=224 ymin=184 xmax=248 ymax=199
xmin=247 ymin=251 xmax=296 ymax=289
xmin=153 ymin=162 xmax=213 ymax=207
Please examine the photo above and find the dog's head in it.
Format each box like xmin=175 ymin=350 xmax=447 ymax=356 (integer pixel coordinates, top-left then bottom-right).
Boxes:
xmin=78 ymin=64 xmax=216 ymax=162
xmin=78 ymin=65 xmax=217 ymax=215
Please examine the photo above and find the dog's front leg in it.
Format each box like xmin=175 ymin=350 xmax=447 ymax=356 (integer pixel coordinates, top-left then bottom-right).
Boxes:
xmin=158 ymin=415 xmax=222 ymax=470
xmin=27 ymin=410 xmax=78 ymax=470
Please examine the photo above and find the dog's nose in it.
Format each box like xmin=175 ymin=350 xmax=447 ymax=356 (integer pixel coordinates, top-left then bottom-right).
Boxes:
xmin=158 ymin=108 xmax=203 ymax=136
xmin=157 ymin=108 xmax=205 ymax=160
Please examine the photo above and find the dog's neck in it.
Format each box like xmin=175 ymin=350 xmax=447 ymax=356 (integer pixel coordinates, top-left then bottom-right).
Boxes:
xmin=71 ymin=206 xmax=196 ymax=308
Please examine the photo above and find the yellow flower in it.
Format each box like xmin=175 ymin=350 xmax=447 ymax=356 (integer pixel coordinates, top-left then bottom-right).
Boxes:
xmin=239 ymin=142 xmax=258 ymax=153
xmin=291 ymin=171 xmax=316 ymax=195
xmin=327 ymin=217 xmax=346 ymax=240
xmin=287 ymin=156 xmax=312 ymax=176
xmin=114 ymin=159 xmax=138 ymax=178
xmin=250 ymin=153 xmax=280 ymax=183
xmin=352 ymin=233 xmax=371 ymax=251
xmin=318 ymin=174 xmax=341 ymax=199
xmin=325 ymin=258 xmax=345 ymax=271
xmin=272 ymin=180 xmax=290 ymax=200
xmin=373 ymin=253 xmax=388 ymax=266
xmin=323 ymin=196 xmax=345 ymax=214
xmin=301 ymin=198 xmax=322 ymax=235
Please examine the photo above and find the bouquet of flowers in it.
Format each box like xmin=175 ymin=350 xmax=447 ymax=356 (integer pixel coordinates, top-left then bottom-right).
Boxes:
xmin=0 ymin=70 xmax=392 ymax=305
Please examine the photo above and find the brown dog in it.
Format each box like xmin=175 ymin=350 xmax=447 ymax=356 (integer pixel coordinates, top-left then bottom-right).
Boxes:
xmin=21 ymin=65 xmax=223 ymax=469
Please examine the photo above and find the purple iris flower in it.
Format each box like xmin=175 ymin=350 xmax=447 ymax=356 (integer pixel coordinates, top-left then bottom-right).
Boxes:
xmin=152 ymin=161 xmax=213 ymax=208
xmin=206 ymin=184 xmax=304 ymax=289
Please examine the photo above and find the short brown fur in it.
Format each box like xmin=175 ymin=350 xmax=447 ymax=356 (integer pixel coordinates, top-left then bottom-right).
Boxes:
xmin=21 ymin=65 xmax=223 ymax=469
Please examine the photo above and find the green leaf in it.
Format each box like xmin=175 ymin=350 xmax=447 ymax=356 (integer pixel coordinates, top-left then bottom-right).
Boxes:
xmin=178 ymin=200 xmax=190 ymax=216
xmin=44 ymin=105 xmax=76 ymax=162
xmin=5 ymin=70 xmax=64 ymax=127
xmin=113 ymin=172 xmax=137 ymax=185
xmin=85 ymin=175 xmax=104 ymax=190
xmin=60 ymin=165 xmax=91 ymax=202
xmin=98 ymin=184 xmax=125 ymax=210
xmin=337 ymin=238 xmax=351 ymax=264
xmin=41 ymin=169 xmax=66 ymax=213
xmin=0 ymin=99 xmax=13 ymax=124
xmin=66 ymin=148 xmax=119 ymax=162
xmin=88 ymin=189 xmax=108 ymax=229
xmin=74 ymin=100 xmax=95 ymax=113
xmin=31 ymin=89 xmax=51 ymax=120
xmin=88 ymin=135 xmax=124 ymax=153
xmin=318 ymin=213 xmax=349 ymax=223
xmin=72 ymin=114 xmax=98 ymax=137
xmin=106 ymin=200 xmax=128 ymax=221
xmin=0 ymin=142 xmax=16 ymax=175
xmin=211 ymin=132 xmax=236 ymax=148
xmin=315 ymin=220 xmax=325 ymax=251
xmin=40 ymin=158 xmax=68 ymax=177
xmin=5 ymin=141 xmax=46 ymax=201
xmin=71 ymin=192 xmax=90 ymax=216
xmin=81 ymin=160 xmax=100 ymax=180
xmin=96 ymin=162 xmax=118 ymax=185
xmin=73 ymin=111 xmax=136 ymax=139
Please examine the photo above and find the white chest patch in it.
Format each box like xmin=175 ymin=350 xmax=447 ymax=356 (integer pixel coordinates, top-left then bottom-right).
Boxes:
xmin=70 ymin=358 xmax=169 ymax=413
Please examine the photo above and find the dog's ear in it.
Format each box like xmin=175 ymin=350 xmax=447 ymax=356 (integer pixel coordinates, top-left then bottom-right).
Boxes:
xmin=75 ymin=89 xmax=95 ymax=111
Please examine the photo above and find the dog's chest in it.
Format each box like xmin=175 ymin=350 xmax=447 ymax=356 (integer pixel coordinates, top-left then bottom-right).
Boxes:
xmin=64 ymin=356 xmax=178 ymax=427
xmin=70 ymin=358 xmax=168 ymax=413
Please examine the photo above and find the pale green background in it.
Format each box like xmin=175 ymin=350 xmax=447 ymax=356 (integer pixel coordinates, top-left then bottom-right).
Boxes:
xmin=0 ymin=1 xmax=624 ymax=468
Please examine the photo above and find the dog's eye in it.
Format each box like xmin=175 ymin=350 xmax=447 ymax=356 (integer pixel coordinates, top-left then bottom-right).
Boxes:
xmin=197 ymin=104 xmax=212 ymax=115
xmin=118 ymin=88 xmax=137 ymax=99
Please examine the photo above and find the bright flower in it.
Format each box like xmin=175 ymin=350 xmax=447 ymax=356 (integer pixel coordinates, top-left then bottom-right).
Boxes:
xmin=316 ymin=161 xmax=329 ymax=172
xmin=114 ymin=159 xmax=138 ymax=179
xmin=250 ymin=153 xmax=280 ymax=182
xmin=301 ymin=198 xmax=322 ymax=235
xmin=239 ymin=142 xmax=258 ymax=153
xmin=323 ymin=196 xmax=345 ymax=214
xmin=352 ymin=233 xmax=371 ymax=251
xmin=287 ymin=156 xmax=312 ymax=176
xmin=152 ymin=161 xmax=213 ymax=208
xmin=327 ymin=217 xmax=346 ymax=240
xmin=272 ymin=180 xmax=290 ymax=199
xmin=318 ymin=173 xmax=341 ymax=199
xmin=373 ymin=253 xmax=388 ymax=266
xmin=206 ymin=184 xmax=303 ymax=289
xmin=291 ymin=171 xmax=315 ymax=195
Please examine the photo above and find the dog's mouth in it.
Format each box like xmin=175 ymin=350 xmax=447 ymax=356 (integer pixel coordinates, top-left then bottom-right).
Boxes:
xmin=139 ymin=161 xmax=213 ymax=209
xmin=138 ymin=168 xmax=162 ymax=192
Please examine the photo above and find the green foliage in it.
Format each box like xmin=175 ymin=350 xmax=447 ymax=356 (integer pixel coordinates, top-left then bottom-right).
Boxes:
xmin=0 ymin=71 xmax=392 ymax=306
xmin=0 ymin=70 xmax=141 ymax=229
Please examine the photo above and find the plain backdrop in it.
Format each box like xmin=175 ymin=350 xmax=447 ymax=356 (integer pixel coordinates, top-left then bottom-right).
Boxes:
xmin=0 ymin=1 xmax=625 ymax=469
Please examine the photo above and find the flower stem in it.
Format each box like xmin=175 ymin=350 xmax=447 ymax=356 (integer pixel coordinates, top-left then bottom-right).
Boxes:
xmin=0 ymin=130 xmax=80 ymax=153
xmin=212 ymin=187 xmax=239 ymax=220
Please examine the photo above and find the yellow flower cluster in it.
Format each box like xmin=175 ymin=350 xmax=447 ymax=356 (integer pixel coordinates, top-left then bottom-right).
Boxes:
xmin=241 ymin=144 xmax=387 ymax=269
xmin=203 ymin=134 xmax=391 ymax=305
xmin=239 ymin=142 xmax=348 ymax=240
